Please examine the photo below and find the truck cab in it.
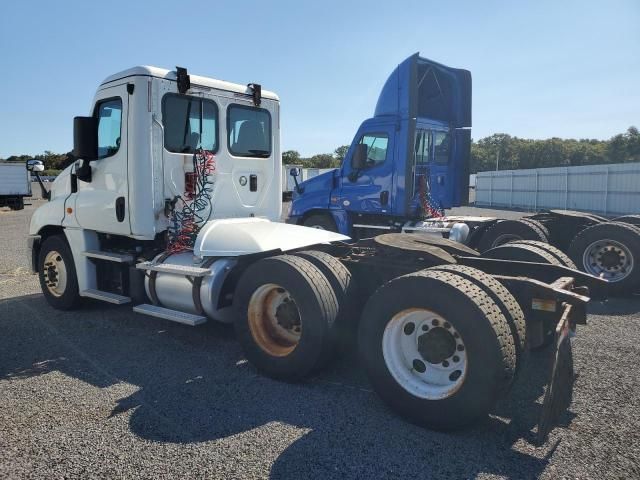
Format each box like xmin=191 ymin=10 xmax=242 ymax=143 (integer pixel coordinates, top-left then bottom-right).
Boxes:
xmin=288 ymin=53 xmax=472 ymax=237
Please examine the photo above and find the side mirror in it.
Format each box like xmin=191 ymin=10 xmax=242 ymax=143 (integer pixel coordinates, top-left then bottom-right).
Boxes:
xmin=73 ymin=116 xmax=98 ymax=160
xmin=289 ymin=167 xmax=300 ymax=177
xmin=26 ymin=159 xmax=45 ymax=172
xmin=351 ymin=143 xmax=368 ymax=170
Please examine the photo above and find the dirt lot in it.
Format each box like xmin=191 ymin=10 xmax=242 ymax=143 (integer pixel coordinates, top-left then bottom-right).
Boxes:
xmin=1 ymin=201 xmax=639 ymax=479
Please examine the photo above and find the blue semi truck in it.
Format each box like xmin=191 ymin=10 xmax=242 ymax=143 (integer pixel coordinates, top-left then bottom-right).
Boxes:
xmin=288 ymin=53 xmax=640 ymax=295
xmin=287 ymin=53 xmax=473 ymax=237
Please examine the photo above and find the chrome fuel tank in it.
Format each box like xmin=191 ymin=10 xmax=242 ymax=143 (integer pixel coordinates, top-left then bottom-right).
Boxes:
xmin=144 ymin=252 xmax=237 ymax=323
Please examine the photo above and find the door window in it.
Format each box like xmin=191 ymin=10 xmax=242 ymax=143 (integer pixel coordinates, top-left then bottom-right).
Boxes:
xmin=359 ymin=133 xmax=388 ymax=168
xmin=414 ymin=130 xmax=431 ymax=164
xmin=227 ymin=105 xmax=272 ymax=157
xmin=96 ymin=98 xmax=122 ymax=159
xmin=433 ymin=131 xmax=450 ymax=164
xmin=162 ymin=95 xmax=219 ymax=153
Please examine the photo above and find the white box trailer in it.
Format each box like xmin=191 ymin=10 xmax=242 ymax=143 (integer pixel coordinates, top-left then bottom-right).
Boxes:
xmin=0 ymin=162 xmax=31 ymax=210
xmin=282 ymin=164 xmax=303 ymax=200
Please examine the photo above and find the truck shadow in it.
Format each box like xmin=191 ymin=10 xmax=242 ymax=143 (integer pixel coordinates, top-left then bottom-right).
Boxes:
xmin=1 ymin=293 xmax=576 ymax=479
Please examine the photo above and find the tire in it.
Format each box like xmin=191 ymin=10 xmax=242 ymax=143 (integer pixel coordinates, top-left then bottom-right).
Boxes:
xmin=477 ymin=219 xmax=549 ymax=252
xmin=568 ymin=222 xmax=640 ymax=296
xmin=38 ymin=234 xmax=81 ymax=310
xmin=302 ymin=214 xmax=337 ymax=232
xmin=506 ymin=240 xmax=577 ymax=269
xmin=613 ymin=215 xmax=640 ymax=227
xmin=482 ymin=243 xmax=563 ymax=265
xmin=234 ymin=254 xmax=339 ymax=381
xmin=520 ymin=218 xmax=550 ymax=240
xmin=358 ymin=269 xmax=515 ymax=430
xmin=428 ymin=265 xmax=527 ymax=376
xmin=292 ymin=250 xmax=359 ymax=352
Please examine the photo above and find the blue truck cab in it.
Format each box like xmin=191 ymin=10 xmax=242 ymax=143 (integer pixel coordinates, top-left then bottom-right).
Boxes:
xmin=288 ymin=54 xmax=472 ymax=238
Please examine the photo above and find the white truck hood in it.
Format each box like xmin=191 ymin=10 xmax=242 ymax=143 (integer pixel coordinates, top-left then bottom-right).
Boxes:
xmin=194 ymin=218 xmax=350 ymax=257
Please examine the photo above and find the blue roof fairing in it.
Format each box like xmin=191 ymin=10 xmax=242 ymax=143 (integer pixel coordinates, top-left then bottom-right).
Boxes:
xmin=374 ymin=53 xmax=471 ymax=128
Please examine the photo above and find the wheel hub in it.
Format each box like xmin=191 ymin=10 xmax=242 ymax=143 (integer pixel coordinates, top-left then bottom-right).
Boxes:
xmin=382 ymin=308 xmax=468 ymax=400
xmin=42 ymin=250 xmax=67 ymax=297
xmin=418 ymin=328 xmax=457 ymax=364
xmin=248 ymin=283 xmax=302 ymax=357
xmin=583 ymin=239 xmax=634 ymax=281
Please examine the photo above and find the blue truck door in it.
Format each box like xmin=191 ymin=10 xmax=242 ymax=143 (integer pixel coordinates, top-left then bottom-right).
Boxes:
xmin=428 ymin=129 xmax=454 ymax=209
xmin=338 ymin=128 xmax=395 ymax=215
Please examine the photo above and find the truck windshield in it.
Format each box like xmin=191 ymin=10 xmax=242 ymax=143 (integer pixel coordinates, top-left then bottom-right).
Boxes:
xmin=227 ymin=105 xmax=271 ymax=158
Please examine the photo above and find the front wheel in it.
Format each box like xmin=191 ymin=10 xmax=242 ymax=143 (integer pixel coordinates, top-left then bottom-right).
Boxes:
xmin=38 ymin=234 xmax=81 ymax=310
xmin=302 ymin=214 xmax=337 ymax=232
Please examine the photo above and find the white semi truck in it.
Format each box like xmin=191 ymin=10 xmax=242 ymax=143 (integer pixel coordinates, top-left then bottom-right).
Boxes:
xmin=0 ymin=162 xmax=33 ymax=210
xmin=27 ymin=65 xmax=607 ymax=440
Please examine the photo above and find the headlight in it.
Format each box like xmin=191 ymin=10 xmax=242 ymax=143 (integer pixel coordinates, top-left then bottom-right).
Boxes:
xmin=449 ymin=223 xmax=470 ymax=244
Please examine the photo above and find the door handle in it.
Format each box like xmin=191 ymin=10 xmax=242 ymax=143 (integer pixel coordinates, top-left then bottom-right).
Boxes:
xmin=115 ymin=197 xmax=126 ymax=222
xmin=380 ymin=190 xmax=389 ymax=206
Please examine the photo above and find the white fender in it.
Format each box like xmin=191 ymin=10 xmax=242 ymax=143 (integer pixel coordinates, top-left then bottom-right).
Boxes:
xmin=194 ymin=218 xmax=350 ymax=257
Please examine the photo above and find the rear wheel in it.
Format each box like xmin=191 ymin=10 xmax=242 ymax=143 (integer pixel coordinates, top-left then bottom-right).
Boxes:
xmin=292 ymin=250 xmax=359 ymax=352
xmin=234 ymin=255 xmax=339 ymax=381
xmin=482 ymin=242 xmax=563 ymax=265
xmin=613 ymin=215 xmax=640 ymax=227
xmin=428 ymin=265 xmax=526 ymax=376
xmin=38 ymin=234 xmax=81 ymax=310
xmin=302 ymin=214 xmax=337 ymax=232
xmin=506 ymin=240 xmax=577 ymax=269
xmin=477 ymin=219 xmax=548 ymax=252
xmin=568 ymin=222 xmax=640 ymax=295
xmin=358 ymin=269 xmax=515 ymax=430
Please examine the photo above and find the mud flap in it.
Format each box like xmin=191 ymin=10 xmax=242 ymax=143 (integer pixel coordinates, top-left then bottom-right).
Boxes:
xmin=537 ymin=304 xmax=575 ymax=443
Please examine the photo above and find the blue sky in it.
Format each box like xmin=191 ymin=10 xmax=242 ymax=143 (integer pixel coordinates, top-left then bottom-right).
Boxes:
xmin=1 ymin=0 xmax=638 ymax=158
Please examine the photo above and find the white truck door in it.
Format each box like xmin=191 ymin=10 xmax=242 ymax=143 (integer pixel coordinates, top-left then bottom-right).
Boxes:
xmin=74 ymin=84 xmax=130 ymax=235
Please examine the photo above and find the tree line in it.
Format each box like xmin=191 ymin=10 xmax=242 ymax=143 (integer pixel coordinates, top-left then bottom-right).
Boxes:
xmin=2 ymin=127 xmax=638 ymax=174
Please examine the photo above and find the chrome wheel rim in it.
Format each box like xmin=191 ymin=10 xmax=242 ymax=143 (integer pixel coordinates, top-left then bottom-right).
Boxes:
xmin=43 ymin=250 xmax=68 ymax=297
xmin=583 ymin=239 xmax=634 ymax=282
xmin=382 ymin=308 xmax=468 ymax=400
xmin=247 ymin=283 xmax=301 ymax=357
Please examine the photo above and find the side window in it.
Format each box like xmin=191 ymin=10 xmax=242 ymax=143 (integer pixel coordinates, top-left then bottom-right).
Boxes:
xmin=414 ymin=129 xmax=431 ymax=164
xmin=359 ymin=133 xmax=389 ymax=168
xmin=227 ymin=105 xmax=272 ymax=157
xmin=433 ymin=131 xmax=450 ymax=165
xmin=162 ymin=95 xmax=218 ymax=153
xmin=96 ymin=98 xmax=122 ymax=159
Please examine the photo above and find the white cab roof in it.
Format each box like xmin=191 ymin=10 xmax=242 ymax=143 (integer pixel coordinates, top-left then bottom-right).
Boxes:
xmin=100 ymin=66 xmax=279 ymax=101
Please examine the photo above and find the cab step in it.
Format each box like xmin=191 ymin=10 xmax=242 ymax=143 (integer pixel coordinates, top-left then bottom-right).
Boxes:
xmin=81 ymin=289 xmax=131 ymax=305
xmin=82 ymin=250 xmax=134 ymax=263
xmin=133 ymin=304 xmax=207 ymax=326
xmin=136 ymin=261 xmax=210 ymax=277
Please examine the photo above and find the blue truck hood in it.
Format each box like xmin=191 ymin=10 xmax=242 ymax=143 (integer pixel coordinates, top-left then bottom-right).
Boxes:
xmin=374 ymin=53 xmax=471 ymax=128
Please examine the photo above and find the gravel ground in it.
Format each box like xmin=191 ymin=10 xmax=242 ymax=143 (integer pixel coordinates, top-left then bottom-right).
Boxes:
xmin=1 ymin=202 xmax=639 ymax=479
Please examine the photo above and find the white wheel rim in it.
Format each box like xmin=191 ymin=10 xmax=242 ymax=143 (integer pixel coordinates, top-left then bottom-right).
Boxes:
xmin=247 ymin=283 xmax=301 ymax=357
xmin=382 ymin=308 xmax=468 ymax=400
xmin=583 ymin=239 xmax=634 ymax=282
xmin=43 ymin=250 xmax=68 ymax=297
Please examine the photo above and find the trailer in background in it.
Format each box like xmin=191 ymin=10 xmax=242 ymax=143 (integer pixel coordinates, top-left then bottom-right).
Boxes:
xmin=0 ymin=162 xmax=32 ymax=210
xmin=475 ymin=162 xmax=640 ymax=217
xmin=282 ymin=166 xmax=336 ymax=200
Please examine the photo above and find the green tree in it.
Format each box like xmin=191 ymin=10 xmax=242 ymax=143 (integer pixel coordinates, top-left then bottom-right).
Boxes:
xmin=333 ymin=145 xmax=350 ymax=164
xmin=282 ymin=150 xmax=301 ymax=165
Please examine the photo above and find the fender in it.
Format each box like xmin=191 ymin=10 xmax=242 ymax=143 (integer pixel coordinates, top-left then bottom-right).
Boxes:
xmin=194 ymin=218 xmax=349 ymax=257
